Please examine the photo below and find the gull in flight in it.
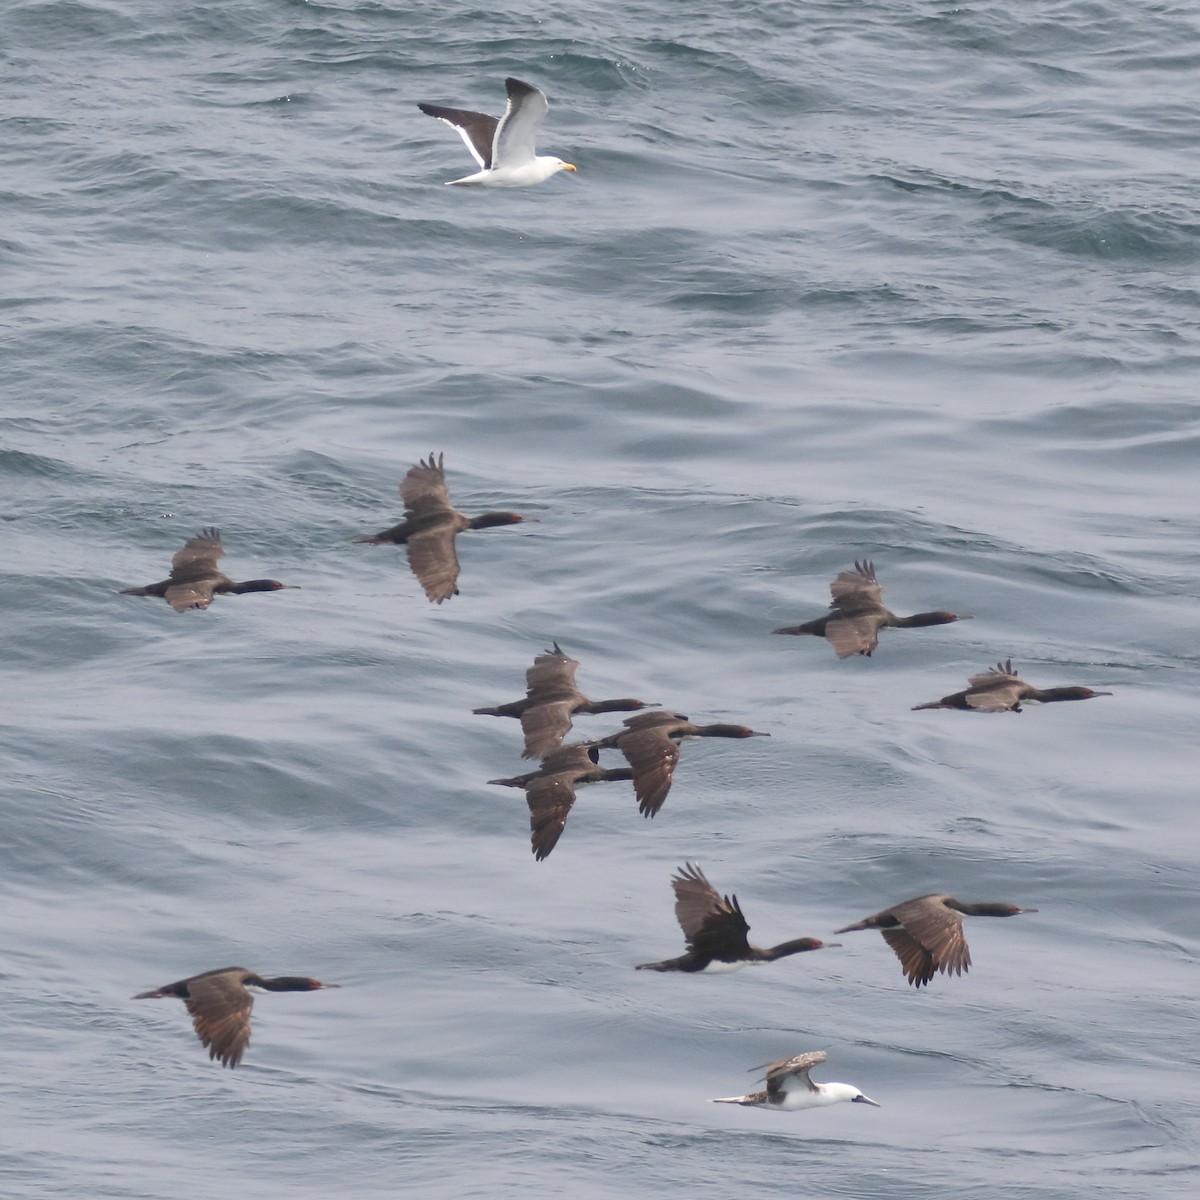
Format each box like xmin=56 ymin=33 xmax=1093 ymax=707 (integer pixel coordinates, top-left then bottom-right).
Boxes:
xmin=417 ymin=76 xmax=577 ymax=186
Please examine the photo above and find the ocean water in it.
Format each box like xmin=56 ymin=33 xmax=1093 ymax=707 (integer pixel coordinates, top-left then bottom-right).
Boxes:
xmin=2 ymin=0 xmax=1198 ymax=1196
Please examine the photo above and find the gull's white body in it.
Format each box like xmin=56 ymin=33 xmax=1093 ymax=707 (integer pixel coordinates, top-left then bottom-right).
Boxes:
xmin=450 ymin=157 xmax=571 ymax=188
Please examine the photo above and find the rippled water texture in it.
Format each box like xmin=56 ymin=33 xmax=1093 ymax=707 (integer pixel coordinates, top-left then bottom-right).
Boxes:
xmin=2 ymin=1 xmax=1198 ymax=1197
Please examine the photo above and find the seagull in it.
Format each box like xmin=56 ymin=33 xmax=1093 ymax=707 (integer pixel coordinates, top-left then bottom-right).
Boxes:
xmin=636 ymin=863 xmax=834 ymax=973
xmin=119 ymin=528 xmax=299 ymax=612
xmin=417 ymin=76 xmax=576 ymax=186
xmin=473 ymin=642 xmax=658 ymax=760
xmin=711 ymin=1051 xmax=880 ymax=1111
xmin=132 ymin=966 xmax=339 ymax=1067
xmin=912 ymin=660 xmax=1112 ymax=712
xmin=773 ymin=560 xmax=968 ymax=658
xmin=834 ymin=893 xmax=1038 ymax=987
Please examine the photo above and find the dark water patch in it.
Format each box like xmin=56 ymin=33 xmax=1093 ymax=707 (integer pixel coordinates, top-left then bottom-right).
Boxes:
xmin=0 ymin=447 xmax=76 ymax=479
xmin=0 ymin=0 xmax=137 ymax=45
xmin=990 ymin=204 xmax=1200 ymax=263
xmin=56 ymin=148 xmax=185 ymax=202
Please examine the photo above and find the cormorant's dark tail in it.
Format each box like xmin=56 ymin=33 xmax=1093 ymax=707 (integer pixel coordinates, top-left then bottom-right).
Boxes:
xmin=634 ymin=957 xmax=680 ymax=972
xmin=472 ymin=702 xmax=524 ymax=717
xmin=772 ymin=617 xmax=826 ymax=637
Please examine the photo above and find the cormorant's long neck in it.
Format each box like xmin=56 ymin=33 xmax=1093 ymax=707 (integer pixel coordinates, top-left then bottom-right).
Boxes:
xmin=467 ymin=511 xmax=523 ymax=530
xmin=762 ymin=938 xmax=823 ymax=960
xmin=948 ymin=902 xmax=1014 ymax=917
xmin=1024 ymin=686 xmax=1110 ymax=703
xmin=228 ymin=579 xmax=284 ymax=594
xmin=893 ymin=611 xmax=959 ymax=628
xmin=579 ymin=698 xmax=655 ymax=715
xmin=259 ymin=976 xmax=318 ymax=992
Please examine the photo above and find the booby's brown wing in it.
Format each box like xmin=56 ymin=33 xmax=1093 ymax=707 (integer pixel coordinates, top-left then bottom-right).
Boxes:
xmin=829 ymin=561 xmax=882 ymax=606
xmin=520 ymin=700 xmax=577 ymax=760
xmin=399 ymin=453 xmax=452 ymax=517
xmin=526 ymin=774 xmax=578 ymax=861
xmin=762 ymin=1050 xmax=826 ymax=1098
xmin=823 ymin=613 xmax=884 ymax=658
xmin=405 ymin=522 xmax=461 ymax=603
xmin=888 ymin=895 xmax=971 ymax=982
xmin=614 ymin=724 xmax=681 ymax=817
xmin=183 ymin=970 xmax=254 ymax=1067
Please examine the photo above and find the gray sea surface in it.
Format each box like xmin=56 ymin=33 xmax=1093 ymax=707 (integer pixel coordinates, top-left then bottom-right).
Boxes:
xmin=2 ymin=0 xmax=1198 ymax=1196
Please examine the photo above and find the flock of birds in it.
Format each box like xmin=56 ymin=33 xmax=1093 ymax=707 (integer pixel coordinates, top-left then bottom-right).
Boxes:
xmin=120 ymin=73 xmax=1116 ymax=1112
xmin=123 ymin=441 xmax=1110 ymax=1109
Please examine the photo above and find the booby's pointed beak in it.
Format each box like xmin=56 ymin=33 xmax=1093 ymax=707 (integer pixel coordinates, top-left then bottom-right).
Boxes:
xmin=853 ymin=1094 xmax=881 ymax=1107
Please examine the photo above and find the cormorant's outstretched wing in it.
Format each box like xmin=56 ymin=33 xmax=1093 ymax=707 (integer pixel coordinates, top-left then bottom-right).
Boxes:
xmin=400 ymin=453 xmax=452 ymax=517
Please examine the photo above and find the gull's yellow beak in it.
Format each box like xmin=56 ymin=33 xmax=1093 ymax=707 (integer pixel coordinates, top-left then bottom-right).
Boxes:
xmin=563 ymin=163 xmax=577 ymax=173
